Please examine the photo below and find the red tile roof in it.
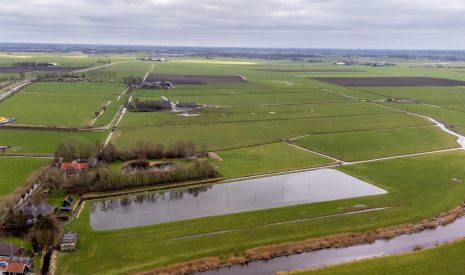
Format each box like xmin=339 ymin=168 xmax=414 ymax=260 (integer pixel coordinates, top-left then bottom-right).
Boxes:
xmin=60 ymin=160 xmax=88 ymax=171
xmin=5 ymin=261 xmax=26 ymax=273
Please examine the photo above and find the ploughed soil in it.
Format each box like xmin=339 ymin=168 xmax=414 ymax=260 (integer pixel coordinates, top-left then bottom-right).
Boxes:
xmin=311 ymin=76 xmax=465 ymax=87
xmin=256 ymin=69 xmax=363 ymax=72
xmin=145 ymin=74 xmax=246 ymax=85
xmin=0 ymin=66 xmax=88 ymax=73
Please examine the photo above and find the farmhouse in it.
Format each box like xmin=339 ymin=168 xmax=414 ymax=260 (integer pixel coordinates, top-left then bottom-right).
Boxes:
xmin=0 ymin=243 xmax=20 ymax=258
xmin=0 ymin=261 xmax=30 ymax=275
xmin=60 ymin=160 xmax=89 ymax=174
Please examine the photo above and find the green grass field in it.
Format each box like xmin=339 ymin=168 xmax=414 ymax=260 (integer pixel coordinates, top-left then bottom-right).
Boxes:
xmin=0 ymin=129 xmax=107 ymax=155
xmin=291 ymin=126 xmax=459 ymax=161
xmin=0 ymin=156 xmax=49 ymax=197
xmin=215 ymin=142 xmax=335 ymax=177
xmin=0 ymin=82 xmax=125 ymax=127
xmin=1 ymin=56 xmax=464 ymax=274
xmin=118 ymin=102 xmax=396 ymax=128
xmin=113 ymin=112 xmax=431 ymax=151
xmin=55 ymin=151 xmax=465 ymax=274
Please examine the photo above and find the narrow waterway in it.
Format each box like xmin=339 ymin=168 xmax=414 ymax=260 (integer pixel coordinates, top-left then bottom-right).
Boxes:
xmin=199 ymin=213 xmax=465 ymax=275
xmin=90 ymin=169 xmax=386 ymax=230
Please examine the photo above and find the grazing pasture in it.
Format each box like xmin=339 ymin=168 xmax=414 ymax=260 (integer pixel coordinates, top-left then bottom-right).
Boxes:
xmin=0 ymin=129 xmax=107 ymax=155
xmin=215 ymin=142 xmax=335 ymax=178
xmin=312 ymin=77 xmax=465 ymax=87
xmin=113 ymin=112 xmax=431 ymax=151
xmin=118 ymin=102 xmax=396 ymax=128
xmin=0 ymin=66 xmax=86 ymax=73
xmin=0 ymin=156 xmax=49 ymax=197
xmin=291 ymin=126 xmax=459 ymax=161
xmin=145 ymin=74 xmax=246 ymax=85
xmin=0 ymin=82 xmax=125 ymax=127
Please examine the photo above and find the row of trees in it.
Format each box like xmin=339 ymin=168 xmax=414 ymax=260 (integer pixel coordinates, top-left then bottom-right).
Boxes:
xmin=123 ymin=76 xmax=144 ymax=87
xmin=65 ymin=160 xmax=218 ymax=194
xmin=55 ymin=138 xmax=205 ymax=162
xmin=129 ymin=97 xmax=172 ymax=112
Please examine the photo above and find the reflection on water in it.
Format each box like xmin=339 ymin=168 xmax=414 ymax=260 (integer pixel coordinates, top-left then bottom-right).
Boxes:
xmin=90 ymin=169 xmax=386 ymax=230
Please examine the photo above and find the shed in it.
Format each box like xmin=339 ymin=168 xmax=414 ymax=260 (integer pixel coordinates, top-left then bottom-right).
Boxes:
xmin=60 ymin=232 xmax=78 ymax=251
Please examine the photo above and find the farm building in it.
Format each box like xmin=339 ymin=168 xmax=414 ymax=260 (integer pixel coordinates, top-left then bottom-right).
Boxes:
xmin=59 ymin=196 xmax=74 ymax=212
xmin=60 ymin=232 xmax=78 ymax=251
xmin=60 ymin=160 xmax=89 ymax=174
xmin=0 ymin=243 xmax=20 ymax=258
xmin=0 ymin=261 xmax=30 ymax=275
xmin=176 ymin=102 xmax=199 ymax=109
xmin=20 ymin=203 xmax=54 ymax=222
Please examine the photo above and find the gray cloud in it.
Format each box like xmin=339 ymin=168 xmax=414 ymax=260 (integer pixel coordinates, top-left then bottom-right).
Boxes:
xmin=1 ymin=0 xmax=465 ymax=49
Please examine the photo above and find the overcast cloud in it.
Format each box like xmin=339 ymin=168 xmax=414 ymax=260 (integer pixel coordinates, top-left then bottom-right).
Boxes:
xmin=1 ymin=0 xmax=465 ymax=49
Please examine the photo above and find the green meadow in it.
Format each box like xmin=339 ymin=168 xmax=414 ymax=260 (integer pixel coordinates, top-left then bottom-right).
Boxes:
xmin=0 ymin=82 xmax=125 ymax=127
xmin=291 ymin=126 xmax=459 ymax=161
xmin=215 ymin=142 xmax=335 ymax=178
xmin=0 ymin=156 xmax=49 ymax=197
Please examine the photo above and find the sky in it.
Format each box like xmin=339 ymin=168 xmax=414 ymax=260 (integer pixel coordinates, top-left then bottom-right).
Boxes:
xmin=1 ymin=0 xmax=465 ymax=49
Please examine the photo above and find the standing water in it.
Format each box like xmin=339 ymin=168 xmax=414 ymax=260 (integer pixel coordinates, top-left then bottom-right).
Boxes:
xmin=90 ymin=169 xmax=386 ymax=230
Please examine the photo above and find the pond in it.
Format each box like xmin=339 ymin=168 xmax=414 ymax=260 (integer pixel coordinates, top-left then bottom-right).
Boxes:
xmin=90 ymin=169 xmax=386 ymax=230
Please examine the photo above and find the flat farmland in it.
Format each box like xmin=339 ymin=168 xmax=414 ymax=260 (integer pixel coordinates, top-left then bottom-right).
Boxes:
xmin=359 ymin=86 xmax=465 ymax=109
xmin=90 ymin=61 xmax=153 ymax=81
xmin=215 ymin=142 xmax=335 ymax=178
xmin=145 ymin=74 xmax=246 ymax=85
xmin=0 ymin=129 xmax=107 ymax=155
xmin=56 ymin=151 xmax=465 ymax=274
xmin=153 ymin=90 xmax=352 ymax=106
xmin=0 ymin=82 xmax=125 ymax=127
xmin=312 ymin=76 xmax=465 ymax=87
xmin=113 ymin=112 xmax=431 ymax=151
xmin=0 ymin=66 xmax=87 ymax=73
xmin=291 ymin=126 xmax=459 ymax=162
xmin=383 ymin=103 xmax=465 ymax=134
xmin=0 ymin=156 xmax=49 ymax=197
xmin=118 ymin=102 xmax=396 ymax=128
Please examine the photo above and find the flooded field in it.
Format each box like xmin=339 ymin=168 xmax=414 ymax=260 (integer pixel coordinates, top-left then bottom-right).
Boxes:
xmin=90 ymin=169 xmax=386 ymax=230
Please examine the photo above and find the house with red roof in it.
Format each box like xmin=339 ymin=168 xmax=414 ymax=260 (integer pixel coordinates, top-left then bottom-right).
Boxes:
xmin=0 ymin=260 xmax=30 ymax=275
xmin=60 ymin=160 xmax=88 ymax=174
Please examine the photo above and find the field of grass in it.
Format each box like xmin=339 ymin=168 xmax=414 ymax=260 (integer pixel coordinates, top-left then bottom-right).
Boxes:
xmin=2 ymin=57 xmax=465 ymax=273
xmin=0 ymin=156 xmax=49 ymax=197
xmin=291 ymin=126 xmax=459 ymax=161
xmin=383 ymin=103 xmax=465 ymax=134
xmin=56 ymin=151 xmax=465 ymax=274
xmin=119 ymin=102 xmax=396 ymax=128
xmin=113 ymin=112 xmax=431 ymax=151
xmin=0 ymin=129 xmax=107 ymax=155
xmin=294 ymin=238 xmax=465 ymax=275
xmin=0 ymin=82 xmax=125 ymax=127
xmin=215 ymin=142 xmax=335 ymax=178
xmin=359 ymin=86 xmax=465 ymax=109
